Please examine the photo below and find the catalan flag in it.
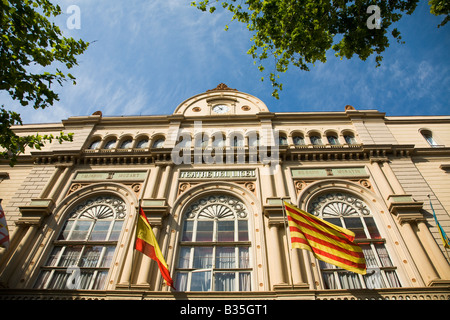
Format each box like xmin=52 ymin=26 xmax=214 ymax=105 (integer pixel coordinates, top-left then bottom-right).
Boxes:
xmin=284 ymin=201 xmax=366 ymax=274
xmin=135 ymin=207 xmax=175 ymax=289
xmin=0 ymin=200 xmax=10 ymax=250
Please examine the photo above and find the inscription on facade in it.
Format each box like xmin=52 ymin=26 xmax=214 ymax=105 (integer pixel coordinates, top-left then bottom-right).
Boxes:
xmin=179 ymin=169 xmax=256 ymax=179
xmin=74 ymin=171 xmax=147 ymax=181
xmin=291 ymin=167 xmax=367 ymax=178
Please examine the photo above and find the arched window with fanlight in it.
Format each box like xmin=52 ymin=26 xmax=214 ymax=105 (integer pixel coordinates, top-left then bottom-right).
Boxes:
xmin=175 ymin=194 xmax=252 ymax=292
xmin=33 ymin=195 xmax=127 ymax=290
xmin=307 ymin=192 xmax=401 ymax=290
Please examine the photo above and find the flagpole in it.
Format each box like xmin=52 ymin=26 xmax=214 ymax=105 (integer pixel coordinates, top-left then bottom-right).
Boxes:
xmin=281 ymin=198 xmax=294 ymax=290
xmin=128 ymin=169 xmax=151 ymax=289
xmin=427 ymin=194 xmax=450 ymax=259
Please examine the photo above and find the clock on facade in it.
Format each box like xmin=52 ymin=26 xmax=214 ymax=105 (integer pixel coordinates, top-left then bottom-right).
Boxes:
xmin=212 ymin=104 xmax=229 ymax=114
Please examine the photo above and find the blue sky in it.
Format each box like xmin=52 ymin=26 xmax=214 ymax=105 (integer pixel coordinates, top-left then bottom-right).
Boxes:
xmin=3 ymin=0 xmax=450 ymax=124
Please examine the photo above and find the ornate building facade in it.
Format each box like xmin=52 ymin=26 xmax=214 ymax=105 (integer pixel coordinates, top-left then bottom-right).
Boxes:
xmin=0 ymin=84 xmax=449 ymax=300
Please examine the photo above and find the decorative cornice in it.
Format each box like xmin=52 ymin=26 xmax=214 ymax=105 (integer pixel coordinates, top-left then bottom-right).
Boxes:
xmin=206 ymin=83 xmax=237 ymax=92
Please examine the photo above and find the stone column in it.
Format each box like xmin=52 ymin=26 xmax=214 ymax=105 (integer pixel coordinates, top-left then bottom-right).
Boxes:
xmin=399 ymin=218 xmax=440 ymax=285
xmin=268 ymin=223 xmax=285 ymax=287
xmin=157 ymin=164 xmax=173 ymax=199
xmin=416 ymin=220 xmax=450 ymax=280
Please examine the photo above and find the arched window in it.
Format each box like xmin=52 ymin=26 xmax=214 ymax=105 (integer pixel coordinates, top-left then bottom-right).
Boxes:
xmin=327 ymin=134 xmax=339 ymax=145
xmin=103 ymin=139 xmax=116 ymax=150
xmin=119 ymin=139 xmax=133 ymax=149
xmin=34 ymin=195 xmax=127 ymax=290
xmin=88 ymin=139 xmax=101 ymax=149
xmin=212 ymin=133 xmax=225 ymax=148
xmin=152 ymin=138 xmax=165 ymax=148
xmin=194 ymin=133 xmax=208 ymax=148
xmin=293 ymin=135 xmax=305 ymax=146
xmin=420 ymin=130 xmax=439 ymax=147
xmin=343 ymin=133 xmax=357 ymax=145
xmin=310 ymin=134 xmax=322 ymax=145
xmin=278 ymin=134 xmax=288 ymax=146
xmin=247 ymin=132 xmax=259 ymax=147
xmin=231 ymin=134 xmax=244 ymax=147
xmin=136 ymin=138 xmax=149 ymax=149
xmin=308 ymin=192 xmax=401 ymax=289
xmin=175 ymin=195 xmax=252 ymax=292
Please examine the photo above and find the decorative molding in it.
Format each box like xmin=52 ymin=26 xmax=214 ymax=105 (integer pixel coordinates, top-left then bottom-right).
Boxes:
xmin=206 ymin=83 xmax=237 ymax=92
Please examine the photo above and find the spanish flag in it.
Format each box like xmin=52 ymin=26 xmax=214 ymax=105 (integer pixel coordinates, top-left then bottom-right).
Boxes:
xmin=284 ymin=201 xmax=366 ymax=274
xmin=135 ymin=207 xmax=175 ymax=289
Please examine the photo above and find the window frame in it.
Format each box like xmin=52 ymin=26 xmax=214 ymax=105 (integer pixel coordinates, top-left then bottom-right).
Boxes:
xmin=34 ymin=195 xmax=127 ymax=290
xmin=307 ymin=191 xmax=401 ymax=290
xmin=175 ymin=195 xmax=253 ymax=292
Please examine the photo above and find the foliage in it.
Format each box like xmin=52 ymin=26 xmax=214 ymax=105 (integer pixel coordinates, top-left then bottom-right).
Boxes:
xmin=0 ymin=0 xmax=88 ymax=165
xmin=192 ymin=0 xmax=447 ymax=98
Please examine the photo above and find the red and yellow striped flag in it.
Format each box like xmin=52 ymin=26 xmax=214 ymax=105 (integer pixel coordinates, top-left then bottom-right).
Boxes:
xmin=135 ymin=207 xmax=175 ymax=289
xmin=284 ymin=201 xmax=366 ymax=274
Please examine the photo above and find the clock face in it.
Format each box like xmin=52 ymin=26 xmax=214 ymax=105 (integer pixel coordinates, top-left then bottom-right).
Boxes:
xmin=212 ymin=104 xmax=229 ymax=114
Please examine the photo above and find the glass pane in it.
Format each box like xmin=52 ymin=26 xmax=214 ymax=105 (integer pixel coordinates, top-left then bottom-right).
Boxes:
xmin=120 ymin=139 xmax=132 ymax=149
xmin=79 ymin=270 xmax=95 ymax=289
xmin=364 ymin=217 xmax=381 ymax=239
xmin=361 ymin=245 xmax=378 ymax=268
xmin=327 ymin=135 xmax=338 ymax=145
xmin=137 ymin=139 xmax=149 ymax=148
xmin=100 ymin=246 xmax=116 ymax=268
xmin=293 ymin=136 xmax=304 ymax=145
xmin=344 ymin=135 xmax=356 ymax=144
xmin=48 ymin=270 xmax=70 ymax=289
xmin=338 ymin=271 xmax=362 ymax=289
xmin=175 ymin=272 xmax=188 ymax=291
xmin=191 ymin=271 xmax=211 ymax=291
xmin=217 ymin=221 xmax=234 ymax=242
xmin=310 ymin=135 xmax=322 ymax=145
xmin=196 ymin=221 xmax=213 ymax=242
xmin=215 ymin=272 xmax=235 ymax=291
xmin=193 ymin=247 xmax=213 ymax=269
xmin=104 ymin=140 xmax=116 ymax=149
xmin=45 ymin=247 xmax=63 ymax=266
xmin=216 ymin=247 xmax=236 ymax=268
xmin=178 ymin=247 xmax=191 ymax=268
xmin=58 ymin=246 xmax=82 ymax=267
xmin=324 ymin=218 xmax=342 ymax=228
xmin=364 ymin=268 xmax=385 ymax=289
xmin=89 ymin=221 xmax=110 ymax=241
xmin=58 ymin=220 xmax=73 ymax=240
xmin=70 ymin=220 xmax=93 ymax=240
xmin=385 ymin=270 xmax=401 ymax=287
xmin=34 ymin=270 xmax=51 ymax=289
xmin=321 ymin=272 xmax=337 ymax=289
xmin=89 ymin=140 xmax=100 ymax=149
xmin=239 ymin=272 xmax=251 ymax=291
xmin=238 ymin=220 xmax=248 ymax=241
xmin=343 ymin=217 xmax=366 ymax=239
xmin=80 ymin=246 xmax=103 ymax=267
xmin=239 ymin=247 xmax=250 ymax=268
xmin=182 ymin=221 xmax=194 ymax=242
xmin=108 ymin=220 xmax=123 ymax=241
xmin=375 ymin=243 xmax=393 ymax=267
xmin=92 ymin=270 xmax=108 ymax=290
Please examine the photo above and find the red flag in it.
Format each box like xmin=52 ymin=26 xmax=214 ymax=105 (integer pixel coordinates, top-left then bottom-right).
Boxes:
xmin=284 ymin=201 xmax=366 ymax=274
xmin=0 ymin=200 xmax=10 ymax=250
